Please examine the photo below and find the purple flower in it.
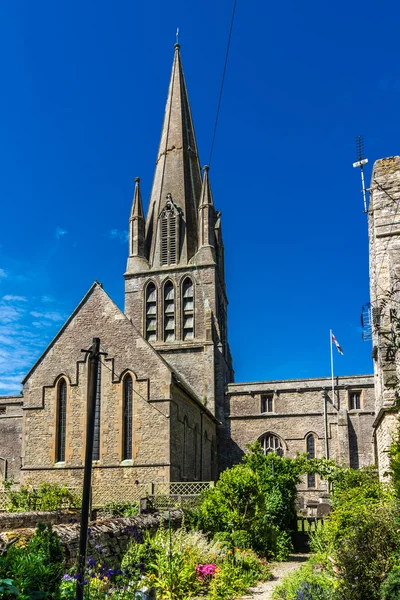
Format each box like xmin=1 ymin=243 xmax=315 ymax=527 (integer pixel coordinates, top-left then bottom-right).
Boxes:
xmin=102 ymin=548 xmax=107 ymax=554
xmin=87 ymin=557 xmax=96 ymax=567
xmin=63 ymin=574 xmax=74 ymax=581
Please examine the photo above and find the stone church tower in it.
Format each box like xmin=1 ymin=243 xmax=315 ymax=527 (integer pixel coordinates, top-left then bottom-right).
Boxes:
xmin=124 ymin=43 xmax=234 ymax=427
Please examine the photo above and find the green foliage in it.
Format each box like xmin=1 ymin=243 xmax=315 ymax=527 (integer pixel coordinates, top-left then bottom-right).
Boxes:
xmin=310 ymin=467 xmax=399 ymax=600
xmin=100 ymin=500 xmax=139 ymax=518
xmin=2 ymin=481 xmax=80 ymax=512
xmin=0 ymin=524 xmax=64 ymax=599
xmin=208 ymin=552 xmax=265 ymax=600
xmin=123 ymin=524 xmax=270 ymax=600
xmin=380 ymin=565 xmax=400 ymax=600
xmin=272 ymin=562 xmax=337 ymax=600
xmin=193 ymin=442 xmax=306 ymax=559
xmin=0 ymin=579 xmax=20 ymax=597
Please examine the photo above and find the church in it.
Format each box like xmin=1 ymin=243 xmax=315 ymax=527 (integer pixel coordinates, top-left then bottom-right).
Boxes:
xmin=1 ymin=43 xmax=399 ymax=504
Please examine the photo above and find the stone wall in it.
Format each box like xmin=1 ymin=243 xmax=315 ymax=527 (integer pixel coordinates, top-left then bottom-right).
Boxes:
xmin=21 ymin=283 xmax=173 ymax=492
xmin=368 ymin=156 xmax=400 ymax=478
xmin=0 ymin=510 xmax=183 ymax=568
xmin=226 ymin=374 xmax=376 ymax=500
xmin=0 ymin=396 xmax=23 ymax=482
xmin=169 ymin=384 xmax=216 ymax=482
xmin=0 ymin=509 xmax=79 ymax=532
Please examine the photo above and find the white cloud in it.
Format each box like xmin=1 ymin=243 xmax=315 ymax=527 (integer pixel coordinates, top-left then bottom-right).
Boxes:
xmin=0 ymin=268 xmax=7 ymax=278
xmin=30 ymin=311 xmax=65 ymax=322
xmin=0 ymin=305 xmax=24 ymax=324
xmin=0 ymin=291 xmax=68 ymax=395
xmin=55 ymin=227 xmax=68 ymax=239
xmin=2 ymin=295 xmax=27 ymax=302
xmin=109 ymin=229 xmax=128 ymax=243
xmin=41 ymin=295 xmax=54 ymax=303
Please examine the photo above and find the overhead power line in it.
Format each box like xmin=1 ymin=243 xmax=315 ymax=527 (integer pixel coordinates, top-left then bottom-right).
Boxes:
xmin=208 ymin=0 xmax=237 ymax=167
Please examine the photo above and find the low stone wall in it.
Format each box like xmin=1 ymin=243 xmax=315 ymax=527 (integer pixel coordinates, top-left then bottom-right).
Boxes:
xmin=0 ymin=509 xmax=80 ymax=532
xmin=0 ymin=510 xmax=183 ymax=568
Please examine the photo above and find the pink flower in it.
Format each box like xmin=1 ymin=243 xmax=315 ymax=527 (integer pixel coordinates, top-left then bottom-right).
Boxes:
xmin=196 ymin=564 xmax=217 ymax=580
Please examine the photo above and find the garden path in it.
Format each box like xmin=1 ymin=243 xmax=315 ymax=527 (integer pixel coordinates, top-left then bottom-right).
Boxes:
xmin=241 ymin=554 xmax=310 ymax=600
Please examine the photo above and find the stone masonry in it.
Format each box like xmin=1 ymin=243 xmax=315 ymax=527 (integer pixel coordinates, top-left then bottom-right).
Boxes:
xmin=0 ymin=396 xmax=23 ymax=482
xmin=2 ymin=44 xmax=399 ymax=501
xmin=369 ymin=156 xmax=400 ymax=478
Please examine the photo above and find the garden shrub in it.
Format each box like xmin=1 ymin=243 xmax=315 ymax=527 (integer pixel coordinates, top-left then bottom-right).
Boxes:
xmin=0 ymin=523 xmax=64 ymax=598
xmin=272 ymin=562 xmax=337 ymax=600
xmin=2 ymin=480 xmax=80 ymax=512
xmin=380 ymin=565 xmax=400 ymax=599
xmin=310 ymin=467 xmax=399 ymax=600
xmin=193 ymin=442 xmax=305 ymax=559
xmin=99 ymin=500 xmax=139 ymax=518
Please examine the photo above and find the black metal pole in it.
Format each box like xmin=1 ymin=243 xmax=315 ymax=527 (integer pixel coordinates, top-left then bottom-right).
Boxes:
xmin=76 ymin=337 xmax=100 ymax=600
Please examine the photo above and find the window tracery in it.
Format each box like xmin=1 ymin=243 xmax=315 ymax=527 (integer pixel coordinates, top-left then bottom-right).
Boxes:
xmin=260 ymin=433 xmax=284 ymax=456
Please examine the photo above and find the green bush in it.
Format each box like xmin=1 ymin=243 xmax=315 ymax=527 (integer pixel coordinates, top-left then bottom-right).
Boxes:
xmin=380 ymin=565 xmax=400 ymax=600
xmin=0 ymin=523 xmax=64 ymax=599
xmin=2 ymin=481 xmax=80 ymax=512
xmin=310 ymin=467 xmax=398 ymax=600
xmin=272 ymin=562 xmax=337 ymax=600
xmin=193 ymin=442 xmax=306 ymax=559
xmin=100 ymin=500 xmax=139 ymax=518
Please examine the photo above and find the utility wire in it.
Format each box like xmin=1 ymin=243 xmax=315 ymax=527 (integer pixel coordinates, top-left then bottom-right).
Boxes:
xmin=98 ymin=353 xmax=169 ymax=420
xmin=208 ymin=0 xmax=237 ymax=167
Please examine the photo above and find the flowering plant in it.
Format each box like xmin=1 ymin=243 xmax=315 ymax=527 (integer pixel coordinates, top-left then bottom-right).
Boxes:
xmin=195 ymin=563 xmax=217 ymax=581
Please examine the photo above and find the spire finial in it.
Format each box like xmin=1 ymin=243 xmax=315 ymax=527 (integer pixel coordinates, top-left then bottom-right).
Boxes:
xmin=203 ymin=165 xmax=210 ymax=173
xmin=175 ymin=28 xmax=180 ymax=49
xmin=134 ymin=176 xmax=140 ymax=183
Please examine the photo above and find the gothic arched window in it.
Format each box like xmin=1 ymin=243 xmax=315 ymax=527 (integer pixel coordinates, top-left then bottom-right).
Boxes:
xmin=145 ymin=282 xmax=157 ymax=342
xmin=56 ymin=378 xmax=67 ymax=462
xmin=160 ymin=196 xmax=179 ymax=265
xmin=306 ymin=434 xmax=316 ymax=488
xmin=260 ymin=433 xmax=284 ymax=456
xmin=123 ymin=375 xmax=133 ymax=460
xmin=182 ymin=277 xmax=194 ymax=340
xmin=93 ymin=360 xmax=101 ymax=461
xmin=164 ymin=281 xmax=175 ymax=342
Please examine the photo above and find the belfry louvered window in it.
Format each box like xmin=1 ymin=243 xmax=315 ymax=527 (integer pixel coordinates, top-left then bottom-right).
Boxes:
xmin=145 ymin=283 xmax=157 ymax=342
xmin=160 ymin=197 xmax=179 ymax=265
xmin=164 ymin=281 xmax=175 ymax=342
xmin=182 ymin=277 xmax=194 ymax=340
xmin=56 ymin=379 xmax=67 ymax=462
xmin=306 ymin=434 xmax=316 ymax=488
xmin=93 ymin=360 xmax=101 ymax=461
xmin=123 ymin=375 xmax=133 ymax=460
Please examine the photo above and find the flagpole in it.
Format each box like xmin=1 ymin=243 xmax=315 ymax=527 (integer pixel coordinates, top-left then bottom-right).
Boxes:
xmin=330 ymin=329 xmax=335 ymax=408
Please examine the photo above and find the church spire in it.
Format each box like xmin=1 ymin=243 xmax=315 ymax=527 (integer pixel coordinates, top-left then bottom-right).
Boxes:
xmin=126 ymin=177 xmax=148 ymax=273
xmin=197 ymin=165 xmax=216 ymax=264
xmin=145 ymin=43 xmax=203 ymax=267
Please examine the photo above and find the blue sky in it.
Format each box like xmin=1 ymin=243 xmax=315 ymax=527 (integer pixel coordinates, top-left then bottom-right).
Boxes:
xmin=1 ymin=0 xmax=400 ymax=395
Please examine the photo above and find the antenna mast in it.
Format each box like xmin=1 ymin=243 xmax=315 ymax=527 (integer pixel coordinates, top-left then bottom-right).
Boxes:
xmin=353 ymin=135 xmax=369 ymax=212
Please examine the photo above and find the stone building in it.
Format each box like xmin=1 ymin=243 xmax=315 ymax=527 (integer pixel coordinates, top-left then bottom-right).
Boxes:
xmin=368 ymin=156 xmax=400 ymax=477
xmin=0 ymin=396 xmax=23 ymax=482
xmin=0 ymin=43 xmax=398 ymax=498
